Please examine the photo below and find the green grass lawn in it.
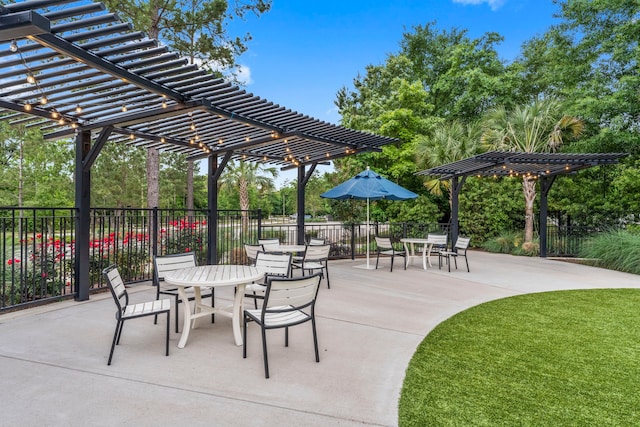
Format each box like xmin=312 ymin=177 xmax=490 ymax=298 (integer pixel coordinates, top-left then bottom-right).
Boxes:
xmin=399 ymin=289 xmax=640 ymax=426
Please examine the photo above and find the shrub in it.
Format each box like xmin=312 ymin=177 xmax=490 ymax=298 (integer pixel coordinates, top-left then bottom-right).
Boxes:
xmin=579 ymin=230 xmax=640 ymax=274
xmin=482 ymin=231 xmax=522 ymax=254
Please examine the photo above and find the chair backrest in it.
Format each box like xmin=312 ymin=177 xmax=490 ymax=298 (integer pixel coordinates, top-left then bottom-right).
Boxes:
xmin=255 ymin=251 xmax=292 ymax=278
xmin=454 ymin=237 xmax=471 ymax=251
xmin=263 ymin=273 xmax=321 ymax=314
xmin=375 ymin=236 xmax=393 ymax=250
xmin=308 ymin=237 xmax=325 ymax=245
xmin=428 ymin=234 xmax=448 ymax=249
xmin=303 ymin=244 xmax=330 ymax=261
xmin=154 ymin=252 xmax=197 ymax=286
xmin=103 ymin=265 xmax=127 ymax=316
xmin=244 ymin=244 xmax=264 ymax=265
xmin=258 ymin=239 xmax=280 ymax=252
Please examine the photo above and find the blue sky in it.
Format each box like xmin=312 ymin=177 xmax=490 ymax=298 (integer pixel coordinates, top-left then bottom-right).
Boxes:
xmin=226 ymin=0 xmax=561 ymax=185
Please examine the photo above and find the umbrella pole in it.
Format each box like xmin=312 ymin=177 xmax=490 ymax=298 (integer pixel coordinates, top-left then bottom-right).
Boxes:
xmin=366 ymin=197 xmax=370 ymax=268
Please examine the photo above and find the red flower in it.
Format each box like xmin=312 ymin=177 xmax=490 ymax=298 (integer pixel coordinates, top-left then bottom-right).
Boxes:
xmin=7 ymin=258 xmax=21 ymax=265
xmin=36 ymin=233 xmax=42 ymax=238
xmin=185 ymin=248 xmax=191 ymax=252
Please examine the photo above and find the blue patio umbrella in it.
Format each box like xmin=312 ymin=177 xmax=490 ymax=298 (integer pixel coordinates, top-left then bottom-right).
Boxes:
xmin=321 ymin=167 xmax=418 ymax=269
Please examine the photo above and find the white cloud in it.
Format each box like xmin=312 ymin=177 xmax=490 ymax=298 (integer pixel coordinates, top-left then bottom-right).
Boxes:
xmin=235 ymin=64 xmax=253 ymax=86
xmin=452 ymin=0 xmax=506 ymax=11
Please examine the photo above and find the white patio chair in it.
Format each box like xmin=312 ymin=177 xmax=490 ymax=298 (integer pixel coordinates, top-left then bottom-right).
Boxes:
xmin=243 ymin=273 xmax=322 ymax=378
xmin=428 ymin=233 xmax=448 ymax=258
xmin=154 ymin=252 xmax=214 ymax=333
xmin=244 ymin=243 xmax=264 ymax=266
xmin=439 ymin=237 xmax=471 ymax=272
xmin=292 ymin=244 xmax=331 ymax=288
xmin=258 ymin=238 xmax=281 ymax=253
xmin=374 ymin=236 xmax=406 ymax=272
xmin=103 ymin=265 xmax=170 ymax=365
xmin=244 ymin=251 xmax=293 ymax=308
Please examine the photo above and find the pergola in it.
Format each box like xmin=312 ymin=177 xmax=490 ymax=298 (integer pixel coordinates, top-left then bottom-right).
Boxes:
xmin=417 ymin=151 xmax=628 ymax=257
xmin=0 ymin=0 xmax=398 ymax=300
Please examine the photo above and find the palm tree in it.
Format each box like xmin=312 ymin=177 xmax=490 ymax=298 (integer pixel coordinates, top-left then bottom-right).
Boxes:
xmin=415 ymin=119 xmax=483 ymax=210
xmin=220 ymin=160 xmax=278 ymax=233
xmin=481 ymin=99 xmax=584 ymax=244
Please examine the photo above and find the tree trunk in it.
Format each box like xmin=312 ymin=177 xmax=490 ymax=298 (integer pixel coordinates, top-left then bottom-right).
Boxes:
xmin=146 ymin=148 xmax=160 ymax=208
xmin=239 ymin=178 xmax=249 ymax=233
xmin=187 ymin=160 xmax=194 ymax=209
xmin=522 ymin=178 xmax=537 ymax=244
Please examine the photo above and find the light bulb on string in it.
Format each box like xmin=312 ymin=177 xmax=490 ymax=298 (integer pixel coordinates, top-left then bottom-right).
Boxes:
xmin=24 ymin=103 xmax=32 ymax=112
xmin=75 ymin=105 xmax=82 ymax=114
xmin=9 ymin=40 xmax=18 ymax=53
xmin=26 ymin=72 xmax=36 ymax=84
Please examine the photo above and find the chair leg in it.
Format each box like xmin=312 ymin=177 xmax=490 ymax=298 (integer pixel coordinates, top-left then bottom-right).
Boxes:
xmin=465 ymin=255 xmax=470 ymax=272
xmin=243 ymin=313 xmax=248 ymax=359
xmin=390 ymin=254 xmax=394 ymax=272
xmin=165 ymin=311 xmax=170 ymax=356
xmin=174 ymin=294 xmax=180 ymax=333
xmin=312 ymin=316 xmax=320 ymax=363
xmin=453 ymin=255 xmax=458 ymax=270
xmin=261 ymin=327 xmax=270 ymax=379
xmin=448 ymin=254 xmax=452 ymax=272
xmin=107 ymin=320 xmax=121 ymax=365
xmin=115 ymin=320 xmax=124 ymax=345
xmin=325 ymin=264 xmax=330 ymax=289
xmin=285 ymin=326 xmax=289 ymax=347
xmin=375 ymin=251 xmax=380 ymax=269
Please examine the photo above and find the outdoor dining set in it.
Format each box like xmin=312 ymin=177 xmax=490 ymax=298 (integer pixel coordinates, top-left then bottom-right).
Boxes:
xmin=103 ymin=232 xmax=469 ymax=378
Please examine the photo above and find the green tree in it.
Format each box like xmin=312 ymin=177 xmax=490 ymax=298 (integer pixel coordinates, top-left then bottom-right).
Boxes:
xmin=481 ymin=99 xmax=584 ymax=244
xmin=415 ymin=120 xmax=484 ymax=211
xmin=515 ymin=0 xmax=640 ymax=155
xmin=219 ymin=160 xmax=277 ymax=231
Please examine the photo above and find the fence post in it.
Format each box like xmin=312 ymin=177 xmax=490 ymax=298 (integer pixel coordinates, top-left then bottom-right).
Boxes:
xmin=351 ymin=223 xmax=356 ymax=260
xmin=257 ymin=209 xmax=262 ymax=240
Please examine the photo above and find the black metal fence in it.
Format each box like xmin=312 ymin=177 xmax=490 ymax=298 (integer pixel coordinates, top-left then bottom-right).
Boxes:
xmin=0 ymin=205 xmax=599 ymax=312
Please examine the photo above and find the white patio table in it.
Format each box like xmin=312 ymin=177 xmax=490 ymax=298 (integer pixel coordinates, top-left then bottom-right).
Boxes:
xmin=164 ymin=265 xmax=265 ymax=348
xmin=400 ymin=238 xmax=435 ymax=270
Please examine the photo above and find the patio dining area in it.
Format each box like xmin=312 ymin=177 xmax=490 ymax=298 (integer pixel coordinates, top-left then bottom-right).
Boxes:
xmin=1 ymin=251 xmax=639 ymax=426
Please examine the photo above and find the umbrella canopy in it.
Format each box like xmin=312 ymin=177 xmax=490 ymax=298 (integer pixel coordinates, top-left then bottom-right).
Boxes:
xmin=320 ymin=168 xmax=418 ymax=201
xmin=321 ymin=167 xmax=417 ymax=269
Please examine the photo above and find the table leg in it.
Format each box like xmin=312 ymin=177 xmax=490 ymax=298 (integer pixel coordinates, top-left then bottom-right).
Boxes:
xmin=232 ymin=283 xmax=245 ymax=346
xmin=403 ymin=242 xmax=410 ymax=269
xmin=421 ymin=244 xmax=427 ymax=270
xmin=177 ymin=286 xmax=192 ymax=349
xmin=426 ymin=243 xmax=434 ymax=268
xmin=192 ymin=287 xmax=202 ymax=330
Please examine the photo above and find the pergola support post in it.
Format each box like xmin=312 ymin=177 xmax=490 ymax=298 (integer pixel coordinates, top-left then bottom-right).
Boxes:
xmin=539 ymin=175 xmax=557 ymax=258
xmin=450 ymin=176 xmax=465 ymax=249
xmin=207 ymin=152 xmax=232 ymax=264
xmin=74 ymin=130 xmax=91 ymax=301
xmin=295 ymin=163 xmax=317 ymax=245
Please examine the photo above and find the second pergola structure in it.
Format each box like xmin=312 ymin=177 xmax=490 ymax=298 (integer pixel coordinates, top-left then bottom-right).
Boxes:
xmin=417 ymin=151 xmax=627 ymax=257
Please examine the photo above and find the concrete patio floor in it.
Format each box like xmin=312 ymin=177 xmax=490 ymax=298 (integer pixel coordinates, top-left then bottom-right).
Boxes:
xmin=1 ymin=251 xmax=639 ymax=426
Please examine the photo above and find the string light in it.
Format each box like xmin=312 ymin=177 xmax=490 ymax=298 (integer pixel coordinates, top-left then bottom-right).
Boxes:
xmin=160 ymin=137 xmax=166 ymax=143
xmin=9 ymin=40 xmax=18 ymax=53
xmin=75 ymin=105 xmax=82 ymax=114
xmin=121 ymin=105 xmax=127 ymax=112
xmin=26 ymin=72 xmax=36 ymax=84
xmin=40 ymin=96 xmax=47 ymax=105
xmin=24 ymin=103 xmax=32 ymax=112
